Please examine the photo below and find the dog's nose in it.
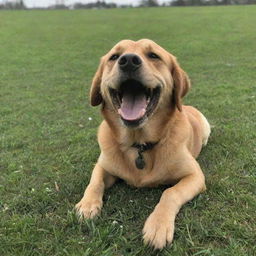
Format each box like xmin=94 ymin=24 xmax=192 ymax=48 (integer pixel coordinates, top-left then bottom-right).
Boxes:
xmin=118 ymin=54 xmax=142 ymax=72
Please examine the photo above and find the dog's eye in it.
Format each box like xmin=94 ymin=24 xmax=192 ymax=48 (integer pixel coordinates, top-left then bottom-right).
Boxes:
xmin=109 ymin=54 xmax=120 ymax=61
xmin=148 ymin=52 xmax=160 ymax=60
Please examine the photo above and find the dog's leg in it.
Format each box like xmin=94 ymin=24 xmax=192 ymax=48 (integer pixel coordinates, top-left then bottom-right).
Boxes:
xmin=75 ymin=163 xmax=116 ymax=219
xmin=143 ymin=157 xmax=206 ymax=250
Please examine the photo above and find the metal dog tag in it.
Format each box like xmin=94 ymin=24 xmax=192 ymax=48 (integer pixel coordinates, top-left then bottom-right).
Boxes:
xmin=135 ymin=154 xmax=145 ymax=169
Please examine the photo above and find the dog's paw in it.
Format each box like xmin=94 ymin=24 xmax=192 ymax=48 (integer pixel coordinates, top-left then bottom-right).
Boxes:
xmin=142 ymin=207 xmax=175 ymax=250
xmin=75 ymin=197 xmax=103 ymax=220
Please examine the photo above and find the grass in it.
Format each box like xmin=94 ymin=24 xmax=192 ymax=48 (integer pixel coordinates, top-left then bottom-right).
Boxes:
xmin=0 ymin=5 xmax=255 ymax=256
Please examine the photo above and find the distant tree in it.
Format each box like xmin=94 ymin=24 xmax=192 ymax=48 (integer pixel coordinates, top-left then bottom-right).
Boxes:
xmin=73 ymin=1 xmax=117 ymax=9
xmin=52 ymin=4 xmax=68 ymax=9
xmin=107 ymin=3 xmax=117 ymax=8
xmin=20 ymin=0 xmax=25 ymax=7
xmin=187 ymin=0 xmax=205 ymax=5
xmin=119 ymin=4 xmax=133 ymax=8
xmin=171 ymin=0 xmax=186 ymax=6
xmin=219 ymin=0 xmax=232 ymax=4
xmin=73 ymin=3 xmax=85 ymax=9
xmin=1 ymin=0 xmax=26 ymax=9
xmin=139 ymin=0 xmax=159 ymax=7
xmin=149 ymin=0 xmax=159 ymax=6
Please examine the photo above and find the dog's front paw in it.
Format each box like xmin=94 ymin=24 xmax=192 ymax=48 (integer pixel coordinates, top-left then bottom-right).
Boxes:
xmin=75 ymin=196 xmax=103 ymax=220
xmin=143 ymin=207 xmax=175 ymax=250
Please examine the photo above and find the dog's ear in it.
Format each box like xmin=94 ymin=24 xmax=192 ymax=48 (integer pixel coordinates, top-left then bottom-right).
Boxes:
xmin=90 ymin=58 xmax=104 ymax=106
xmin=171 ymin=58 xmax=191 ymax=111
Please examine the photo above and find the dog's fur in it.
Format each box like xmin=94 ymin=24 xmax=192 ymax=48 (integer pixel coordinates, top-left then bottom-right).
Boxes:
xmin=76 ymin=39 xmax=211 ymax=249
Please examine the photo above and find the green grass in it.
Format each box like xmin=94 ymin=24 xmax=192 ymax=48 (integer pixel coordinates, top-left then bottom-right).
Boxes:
xmin=0 ymin=6 xmax=255 ymax=256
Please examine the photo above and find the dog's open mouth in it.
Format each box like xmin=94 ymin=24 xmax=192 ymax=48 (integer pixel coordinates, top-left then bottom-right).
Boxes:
xmin=109 ymin=79 xmax=161 ymax=126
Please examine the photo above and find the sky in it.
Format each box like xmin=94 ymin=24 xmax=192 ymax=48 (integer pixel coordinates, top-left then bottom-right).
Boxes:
xmin=0 ymin=0 xmax=170 ymax=8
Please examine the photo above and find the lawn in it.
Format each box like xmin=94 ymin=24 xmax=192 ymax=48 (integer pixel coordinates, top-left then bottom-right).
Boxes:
xmin=0 ymin=5 xmax=255 ymax=256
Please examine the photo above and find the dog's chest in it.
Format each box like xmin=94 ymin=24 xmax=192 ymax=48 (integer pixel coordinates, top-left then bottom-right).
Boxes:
xmin=99 ymin=148 xmax=175 ymax=187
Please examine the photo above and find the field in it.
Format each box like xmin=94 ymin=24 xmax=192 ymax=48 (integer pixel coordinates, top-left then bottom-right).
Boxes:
xmin=0 ymin=5 xmax=256 ymax=256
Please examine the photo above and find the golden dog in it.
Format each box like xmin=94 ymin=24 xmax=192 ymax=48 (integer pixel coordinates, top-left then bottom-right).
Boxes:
xmin=76 ymin=39 xmax=211 ymax=250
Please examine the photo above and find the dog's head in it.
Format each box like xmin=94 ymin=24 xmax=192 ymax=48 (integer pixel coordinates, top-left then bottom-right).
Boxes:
xmin=90 ymin=39 xmax=190 ymax=128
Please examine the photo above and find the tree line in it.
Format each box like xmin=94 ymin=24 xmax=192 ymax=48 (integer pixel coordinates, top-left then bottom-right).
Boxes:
xmin=0 ymin=0 xmax=25 ymax=9
xmin=0 ymin=0 xmax=255 ymax=10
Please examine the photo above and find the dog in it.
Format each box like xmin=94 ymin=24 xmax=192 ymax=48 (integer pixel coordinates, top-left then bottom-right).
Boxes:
xmin=76 ymin=39 xmax=211 ymax=250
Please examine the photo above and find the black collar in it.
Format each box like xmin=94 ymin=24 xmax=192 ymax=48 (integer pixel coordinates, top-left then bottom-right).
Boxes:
xmin=131 ymin=142 xmax=158 ymax=170
xmin=132 ymin=142 xmax=158 ymax=153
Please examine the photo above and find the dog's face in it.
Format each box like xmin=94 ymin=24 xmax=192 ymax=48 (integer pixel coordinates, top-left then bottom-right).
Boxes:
xmin=90 ymin=39 xmax=190 ymax=128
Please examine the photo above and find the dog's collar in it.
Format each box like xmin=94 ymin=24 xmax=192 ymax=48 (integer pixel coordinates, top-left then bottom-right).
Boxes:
xmin=132 ymin=142 xmax=158 ymax=170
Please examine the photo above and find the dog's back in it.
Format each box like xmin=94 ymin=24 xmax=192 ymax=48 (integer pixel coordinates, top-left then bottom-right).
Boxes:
xmin=183 ymin=106 xmax=211 ymax=158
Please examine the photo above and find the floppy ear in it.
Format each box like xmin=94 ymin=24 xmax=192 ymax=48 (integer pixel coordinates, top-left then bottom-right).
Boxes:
xmin=171 ymin=58 xmax=191 ymax=111
xmin=90 ymin=58 xmax=104 ymax=106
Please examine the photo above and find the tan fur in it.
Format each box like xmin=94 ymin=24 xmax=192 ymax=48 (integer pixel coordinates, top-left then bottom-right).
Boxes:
xmin=76 ymin=39 xmax=211 ymax=250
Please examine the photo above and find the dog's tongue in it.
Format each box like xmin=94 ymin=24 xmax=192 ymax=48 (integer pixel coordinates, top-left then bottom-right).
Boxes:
xmin=118 ymin=93 xmax=147 ymax=121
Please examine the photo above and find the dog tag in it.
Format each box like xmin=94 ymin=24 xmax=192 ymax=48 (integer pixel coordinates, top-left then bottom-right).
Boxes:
xmin=135 ymin=155 xmax=145 ymax=169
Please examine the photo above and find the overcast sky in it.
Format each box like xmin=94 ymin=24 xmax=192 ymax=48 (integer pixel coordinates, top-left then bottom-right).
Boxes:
xmin=0 ymin=0 xmax=170 ymax=8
